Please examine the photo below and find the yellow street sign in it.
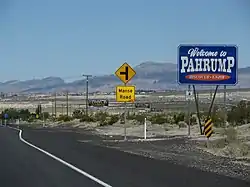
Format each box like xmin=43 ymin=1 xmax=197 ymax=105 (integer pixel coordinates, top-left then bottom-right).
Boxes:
xmin=203 ymin=118 xmax=213 ymax=138
xmin=116 ymin=85 xmax=135 ymax=102
xmin=115 ymin=62 xmax=136 ymax=84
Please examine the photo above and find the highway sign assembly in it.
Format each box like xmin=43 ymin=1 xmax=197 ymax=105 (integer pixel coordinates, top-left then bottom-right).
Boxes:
xmin=178 ymin=45 xmax=238 ymax=85
xmin=115 ymin=62 xmax=136 ymax=84
xmin=178 ymin=44 xmax=238 ymax=136
xmin=203 ymin=118 xmax=213 ymax=138
xmin=116 ymin=85 xmax=135 ymax=102
xmin=114 ymin=62 xmax=137 ymax=140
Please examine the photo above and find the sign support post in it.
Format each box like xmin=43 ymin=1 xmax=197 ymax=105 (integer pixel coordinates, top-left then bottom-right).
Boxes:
xmin=224 ymin=85 xmax=227 ymax=127
xmin=124 ymin=82 xmax=127 ymax=140
xmin=207 ymin=85 xmax=219 ymax=119
xmin=115 ymin=62 xmax=136 ymax=141
xmin=192 ymin=85 xmax=203 ymax=135
xmin=187 ymin=85 xmax=191 ymax=136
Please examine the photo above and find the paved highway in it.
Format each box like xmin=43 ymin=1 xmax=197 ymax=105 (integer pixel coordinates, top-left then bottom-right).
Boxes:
xmin=0 ymin=126 xmax=249 ymax=187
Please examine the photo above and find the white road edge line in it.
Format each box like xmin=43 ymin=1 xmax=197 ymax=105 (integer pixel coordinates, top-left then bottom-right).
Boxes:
xmin=8 ymin=126 xmax=112 ymax=187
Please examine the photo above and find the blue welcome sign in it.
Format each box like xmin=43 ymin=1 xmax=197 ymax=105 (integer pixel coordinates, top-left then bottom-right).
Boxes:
xmin=178 ymin=45 xmax=238 ymax=85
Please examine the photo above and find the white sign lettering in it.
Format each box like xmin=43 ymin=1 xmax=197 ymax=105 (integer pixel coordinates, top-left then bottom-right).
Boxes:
xmin=180 ymin=48 xmax=235 ymax=73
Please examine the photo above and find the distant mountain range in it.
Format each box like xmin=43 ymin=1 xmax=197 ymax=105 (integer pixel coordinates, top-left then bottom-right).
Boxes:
xmin=0 ymin=61 xmax=249 ymax=93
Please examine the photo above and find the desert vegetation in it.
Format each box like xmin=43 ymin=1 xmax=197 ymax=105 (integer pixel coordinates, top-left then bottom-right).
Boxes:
xmin=2 ymin=100 xmax=250 ymax=128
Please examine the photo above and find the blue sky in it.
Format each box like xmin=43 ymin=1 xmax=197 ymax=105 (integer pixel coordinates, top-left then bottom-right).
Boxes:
xmin=0 ymin=0 xmax=249 ymax=82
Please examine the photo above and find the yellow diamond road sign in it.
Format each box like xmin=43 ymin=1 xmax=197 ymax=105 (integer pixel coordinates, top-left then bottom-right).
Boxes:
xmin=115 ymin=63 xmax=136 ymax=84
xmin=116 ymin=85 xmax=135 ymax=102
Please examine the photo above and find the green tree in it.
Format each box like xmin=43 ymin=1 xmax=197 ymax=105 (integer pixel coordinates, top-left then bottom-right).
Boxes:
xmin=35 ymin=104 xmax=42 ymax=118
xmin=42 ymin=112 xmax=50 ymax=120
xmin=1 ymin=108 xmax=19 ymax=119
xmin=19 ymin=109 xmax=30 ymax=121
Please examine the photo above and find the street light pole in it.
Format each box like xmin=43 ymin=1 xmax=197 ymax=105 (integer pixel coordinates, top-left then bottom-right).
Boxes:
xmin=82 ymin=74 xmax=92 ymax=116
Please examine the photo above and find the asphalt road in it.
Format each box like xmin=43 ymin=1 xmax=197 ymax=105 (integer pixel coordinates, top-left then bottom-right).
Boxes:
xmin=0 ymin=126 xmax=103 ymax=187
xmin=1 ymin=126 xmax=250 ymax=187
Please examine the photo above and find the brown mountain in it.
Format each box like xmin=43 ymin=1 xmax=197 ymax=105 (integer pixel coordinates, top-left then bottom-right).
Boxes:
xmin=0 ymin=62 xmax=248 ymax=93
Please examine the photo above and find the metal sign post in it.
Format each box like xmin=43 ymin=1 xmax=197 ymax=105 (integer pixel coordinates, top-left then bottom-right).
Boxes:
xmin=115 ymin=62 xmax=136 ymax=140
xmin=207 ymin=85 xmax=219 ymax=120
xmin=193 ymin=85 xmax=203 ymax=135
xmin=178 ymin=45 xmax=238 ymax=138
xmin=124 ymin=83 xmax=127 ymax=140
xmin=224 ymin=85 xmax=227 ymax=127
xmin=186 ymin=85 xmax=192 ymax=136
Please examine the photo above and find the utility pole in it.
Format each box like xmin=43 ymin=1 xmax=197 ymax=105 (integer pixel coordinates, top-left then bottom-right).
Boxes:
xmin=66 ymin=91 xmax=69 ymax=117
xmin=52 ymin=96 xmax=54 ymax=116
xmin=54 ymin=92 xmax=57 ymax=118
xmin=62 ymin=104 xmax=64 ymax=115
xmin=42 ymin=104 xmax=45 ymax=127
xmin=82 ymin=74 xmax=92 ymax=116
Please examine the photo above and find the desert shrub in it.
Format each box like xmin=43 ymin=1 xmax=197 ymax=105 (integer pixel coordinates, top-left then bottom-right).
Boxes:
xmin=99 ymin=115 xmax=119 ymax=126
xmin=173 ymin=112 xmax=185 ymax=125
xmin=27 ymin=115 xmax=35 ymax=122
xmin=150 ymin=114 xmax=167 ymax=124
xmin=94 ymin=111 xmax=108 ymax=121
xmin=72 ymin=109 xmax=83 ymax=119
xmin=190 ymin=115 xmax=197 ymax=125
xmin=79 ymin=115 xmax=95 ymax=122
xmin=108 ymin=115 xmax=119 ymax=125
xmin=184 ymin=114 xmax=197 ymax=126
xmin=211 ymin=106 xmax=226 ymax=127
xmin=99 ymin=119 xmax=109 ymax=126
xmin=57 ymin=115 xmax=73 ymax=122
xmin=227 ymin=100 xmax=250 ymax=126
xmin=127 ymin=112 xmax=136 ymax=120
xmin=178 ymin=121 xmax=187 ymax=128
xmin=134 ymin=114 xmax=146 ymax=124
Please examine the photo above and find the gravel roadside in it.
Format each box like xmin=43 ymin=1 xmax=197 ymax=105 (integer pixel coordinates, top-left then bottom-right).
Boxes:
xmin=89 ymin=135 xmax=250 ymax=182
